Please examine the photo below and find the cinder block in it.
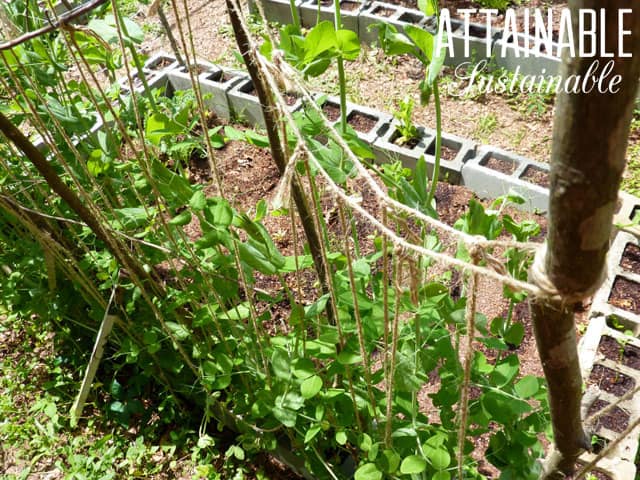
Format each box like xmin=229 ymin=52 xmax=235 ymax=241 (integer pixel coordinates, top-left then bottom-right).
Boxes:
xmin=311 ymin=94 xmax=389 ymax=146
xmin=299 ymin=0 xmax=363 ymax=32
xmin=372 ymin=120 xmax=434 ymax=171
xmin=461 ymin=146 xmax=550 ymax=212
xmin=358 ymin=2 xmax=426 ymax=45
xmin=446 ymin=19 xmax=500 ymax=67
xmin=258 ymin=0 xmax=303 ymax=25
xmin=492 ymin=32 xmax=561 ymax=77
xmin=192 ymin=67 xmax=244 ymax=121
xmin=590 ymin=232 xmax=640 ymax=330
xmin=166 ymin=60 xmax=219 ymax=92
xmin=144 ymin=51 xmax=180 ymax=73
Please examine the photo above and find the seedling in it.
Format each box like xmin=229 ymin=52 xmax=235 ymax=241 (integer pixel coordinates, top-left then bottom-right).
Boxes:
xmin=392 ymin=96 xmax=419 ymax=145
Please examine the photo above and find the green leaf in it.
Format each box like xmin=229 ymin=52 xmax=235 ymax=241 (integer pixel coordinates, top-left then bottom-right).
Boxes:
xmin=304 ymin=425 xmax=322 ymax=444
xmin=433 ymin=472 xmax=451 ymax=480
xmin=292 ymin=358 xmax=316 ymax=379
xmin=114 ymin=207 xmax=152 ymax=230
xmin=304 ymin=21 xmax=337 ymax=63
xmin=490 ymin=354 xmax=520 ymax=387
xmin=515 ymin=376 xmax=540 ymax=399
xmin=301 ymin=375 xmax=323 ymax=399
xmin=271 ymin=348 xmax=291 ymax=380
xmin=427 ymin=20 xmax=448 ymax=84
xmin=189 ymin=191 xmax=206 ymax=210
xmin=335 ymin=430 xmax=347 ymax=445
xmin=150 ymin=160 xmax=193 ymax=206
xmin=376 ymin=23 xmax=416 ymax=56
xmin=165 ymin=322 xmax=190 ymax=341
xmin=377 ymin=449 xmax=400 ymax=473
xmin=145 ymin=112 xmax=183 ymax=146
xmin=504 ymin=322 xmax=525 ymax=346
xmin=206 ymin=199 xmax=233 ymax=227
xmin=400 ymin=455 xmax=427 ymax=474
xmin=336 ymin=29 xmax=360 ymax=60
xmin=169 ymin=209 xmax=192 ymax=226
xmin=424 ymin=445 xmax=450 ymax=470
xmin=354 ymin=463 xmax=382 ymax=480
xmin=404 ymin=24 xmax=433 ymax=61
xmin=219 ymin=303 xmax=250 ymax=320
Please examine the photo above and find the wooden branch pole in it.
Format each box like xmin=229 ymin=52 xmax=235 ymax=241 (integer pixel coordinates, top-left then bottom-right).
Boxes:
xmin=532 ymin=3 xmax=640 ymax=479
xmin=0 ymin=112 xmax=162 ymax=297
xmin=225 ymin=0 xmax=336 ymax=324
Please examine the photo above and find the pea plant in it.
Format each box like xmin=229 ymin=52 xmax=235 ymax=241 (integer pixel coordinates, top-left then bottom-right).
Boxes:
xmin=0 ymin=1 xmax=556 ymax=479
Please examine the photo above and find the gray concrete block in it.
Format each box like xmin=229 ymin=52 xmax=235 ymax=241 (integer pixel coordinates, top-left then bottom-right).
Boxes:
xmin=492 ymin=32 xmax=561 ymax=77
xmin=358 ymin=2 xmax=425 ymax=45
xmin=590 ymin=232 xmax=640 ymax=332
xmin=372 ymin=120 xmax=434 ymax=171
xmin=446 ymin=19 xmax=500 ymax=67
xmin=197 ymin=67 xmax=245 ymax=121
xmin=227 ymin=77 xmax=265 ymax=127
xmin=461 ymin=146 xmax=550 ymax=212
xmin=144 ymin=51 xmax=180 ymax=74
xmin=312 ymin=94 xmax=389 ymax=147
xmin=578 ymin=314 xmax=640 ymax=465
xmin=299 ymin=0 xmax=363 ymax=32
xmin=421 ymin=131 xmax=476 ymax=184
xmin=259 ymin=0 xmax=303 ymax=25
xmin=166 ymin=60 xmax=219 ymax=92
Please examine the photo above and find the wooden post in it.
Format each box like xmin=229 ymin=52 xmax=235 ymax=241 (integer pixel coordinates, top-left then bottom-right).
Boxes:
xmin=532 ymin=2 xmax=640 ymax=478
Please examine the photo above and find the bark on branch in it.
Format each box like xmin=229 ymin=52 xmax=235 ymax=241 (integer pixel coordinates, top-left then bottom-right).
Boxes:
xmin=533 ymin=2 xmax=640 ymax=479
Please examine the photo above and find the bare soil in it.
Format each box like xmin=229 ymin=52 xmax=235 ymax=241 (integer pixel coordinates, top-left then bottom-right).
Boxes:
xmin=620 ymin=243 xmax=640 ymax=274
xmin=521 ymin=165 xmax=549 ymax=188
xmin=588 ymin=364 xmax=636 ymax=397
xmin=484 ymin=155 xmax=517 ymax=174
xmin=598 ymin=335 xmax=640 ymax=371
xmin=347 ymin=111 xmax=378 ymax=133
xmin=587 ymin=398 xmax=630 ymax=434
xmin=609 ymin=276 xmax=640 ymax=315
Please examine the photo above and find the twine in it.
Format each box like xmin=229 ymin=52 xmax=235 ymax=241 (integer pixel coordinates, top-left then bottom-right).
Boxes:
xmin=528 ymin=244 xmax=608 ymax=304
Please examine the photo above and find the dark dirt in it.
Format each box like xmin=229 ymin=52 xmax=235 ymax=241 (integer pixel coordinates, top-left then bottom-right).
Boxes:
xmin=587 ymin=398 xmax=630 ymax=434
xmin=588 ymin=364 xmax=636 ymax=397
xmin=322 ymin=102 xmax=342 ymax=122
xmin=598 ymin=335 xmax=640 ymax=371
xmin=571 ymin=464 xmax=613 ymax=480
xmin=221 ymin=71 xmax=240 ymax=83
xmin=426 ymin=143 xmax=459 ymax=161
xmin=148 ymin=57 xmax=174 ymax=71
xmin=390 ymin=129 xmax=420 ymax=148
xmin=608 ymin=276 xmax=640 ymax=315
xmin=620 ymin=243 xmax=640 ymax=274
xmin=484 ymin=155 xmax=517 ymax=175
xmin=340 ymin=0 xmax=361 ymax=11
xmin=520 ymin=165 xmax=549 ymax=188
xmin=347 ymin=111 xmax=378 ymax=133
xmin=371 ymin=5 xmax=395 ymax=17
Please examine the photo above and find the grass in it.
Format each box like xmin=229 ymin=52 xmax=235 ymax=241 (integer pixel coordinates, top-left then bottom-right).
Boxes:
xmin=0 ymin=311 xmax=273 ymax=479
xmin=474 ymin=112 xmax=499 ymax=143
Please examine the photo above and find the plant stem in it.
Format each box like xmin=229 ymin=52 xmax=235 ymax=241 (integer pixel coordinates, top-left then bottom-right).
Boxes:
xmin=333 ymin=0 xmax=347 ymax=134
xmin=289 ymin=0 xmax=300 ymax=28
xmin=426 ymin=81 xmax=440 ymax=207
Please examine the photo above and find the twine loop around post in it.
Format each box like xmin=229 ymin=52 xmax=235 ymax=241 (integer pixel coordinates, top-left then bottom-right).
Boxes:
xmin=528 ymin=243 xmax=607 ymax=304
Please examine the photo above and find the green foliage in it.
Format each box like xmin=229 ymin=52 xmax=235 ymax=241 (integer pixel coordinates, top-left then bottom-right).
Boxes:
xmin=0 ymin=3 xmax=555 ymax=479
xmin=392 ymin=96 xmax=419 ymax=145
xmin=476 ymin=0 xmax=511 ymax=11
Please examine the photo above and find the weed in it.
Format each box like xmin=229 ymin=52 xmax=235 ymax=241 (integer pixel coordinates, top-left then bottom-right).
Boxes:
xmin=475 ymin=112 xmax=499 ymax=142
